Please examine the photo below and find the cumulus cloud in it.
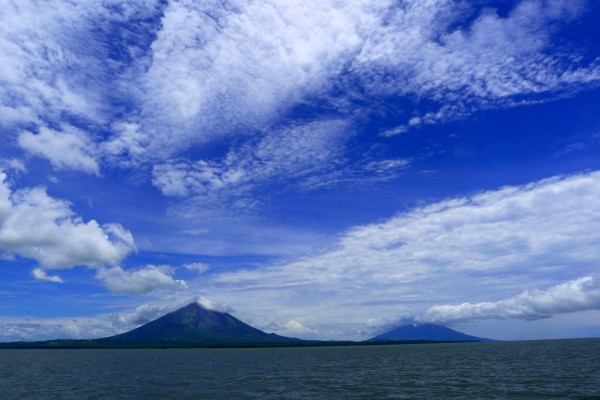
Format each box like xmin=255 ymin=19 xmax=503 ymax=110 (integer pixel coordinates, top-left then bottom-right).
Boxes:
xmin=258 ymin=319 xmax=319 ymax=338
xmin=96 ymin=265 xmax=186 ymax=295
xmin=424 ymin=276 xmax=600 ymax=323
xmin=284 ymin=320 xmax=318 ymax=334
xmin=0 ymin=170 xmax=135 ymax=276
xmin=18 ymin=126 xmax=100 ymax=174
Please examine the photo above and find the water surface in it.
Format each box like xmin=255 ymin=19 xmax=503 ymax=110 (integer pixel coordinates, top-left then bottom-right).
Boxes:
xmin=1 ymin=339 xmax=599 ymax=399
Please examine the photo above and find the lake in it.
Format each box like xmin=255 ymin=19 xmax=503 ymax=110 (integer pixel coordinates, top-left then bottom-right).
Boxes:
xmin=1 ymin=339 xmax=599 ymax=399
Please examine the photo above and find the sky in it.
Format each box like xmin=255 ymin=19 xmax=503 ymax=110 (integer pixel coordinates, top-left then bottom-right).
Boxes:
xmin=0 ymin=0 xmax=599 ymax=342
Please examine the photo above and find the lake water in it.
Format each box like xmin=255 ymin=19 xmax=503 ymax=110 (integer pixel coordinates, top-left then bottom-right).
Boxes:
xmin=1 ymin=339 xmax=599 ymax=399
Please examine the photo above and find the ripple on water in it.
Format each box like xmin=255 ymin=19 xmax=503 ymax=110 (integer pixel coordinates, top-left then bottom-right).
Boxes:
xmin=1 ymin=339 xmax=599 ymax=399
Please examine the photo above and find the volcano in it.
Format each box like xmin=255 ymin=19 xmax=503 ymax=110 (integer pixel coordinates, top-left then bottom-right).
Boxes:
xmin=100 ymin=301 xmax=299 ymax=345
xmin=369 ymin=323 xmax=492 ymax=342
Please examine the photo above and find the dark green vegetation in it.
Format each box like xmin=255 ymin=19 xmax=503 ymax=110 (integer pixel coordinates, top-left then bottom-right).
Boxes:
xmin=0 ymin=302 xmax=489 ymax=349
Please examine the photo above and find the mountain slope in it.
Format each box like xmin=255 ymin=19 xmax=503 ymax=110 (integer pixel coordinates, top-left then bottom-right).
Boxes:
xmin=370 ymin=323 xmax=492 ymax=342
xmin=101 ymin=302 xmax=299 ymax=344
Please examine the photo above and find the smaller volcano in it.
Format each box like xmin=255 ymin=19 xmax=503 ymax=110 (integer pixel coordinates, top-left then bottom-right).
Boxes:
xmin=370 ymin=323 xmax=493 ymax=342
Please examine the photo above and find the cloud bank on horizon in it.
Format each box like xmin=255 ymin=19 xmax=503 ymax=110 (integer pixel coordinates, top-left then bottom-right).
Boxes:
xmin=0 ymin=0 xmax=599 ymax=341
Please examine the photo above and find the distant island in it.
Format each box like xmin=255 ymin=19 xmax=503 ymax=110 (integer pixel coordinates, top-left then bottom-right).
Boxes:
xmin=0 ymin=302 xmax=491 ymax=349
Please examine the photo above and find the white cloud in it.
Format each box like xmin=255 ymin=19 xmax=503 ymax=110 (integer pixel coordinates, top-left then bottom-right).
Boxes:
xmin=0 ymin=170 xmax=135 ymax=272
xmin=365 ymin=159 xmax=411 ymax=174
xmin=109 ymin=303 xmax=175 ymax=328
xmin=0 ymin=0 xmax=162 ymax=127
xmin=205 ymin=170 xmax=600 ymax=338
xmin=380 ymin=126 xmax=409 ymax=137
xmin=0 ymin=158 xmax=26 ymax=174
xmin=31 ymin=268 xmax=64 ymax=283
xmin=96 ymin=265 xmax=186 ymax=295
xmin=183 ymin=263 xmax=209 ymax=274
xmin=136 ymin=0 xmax=600 ymax=153
xmin=152 ymin=119 xmax=349 ymax=209
xmin=284 ymin=320 xmax=318 ymax=334
xmin=0 ymin=303 xmax=170 ymax=342
xmin=218 ymin=170 xmax=600 ymax=285
xmin=192 ymin=296 xmax=233 ymax=314
xmin=1 ymin=0 xmax=597 ymax=190
xmin=353 ymin=0 xmax=600 ymax=128
xmin=136 ymin=0 xmax=600 ymax=203
xmin=424 ymin=276 xmax=600 ymax=323
xmin=138 ymin=0 xmax=369 ymax=155
xmin=101 ymin=122 xmax=149 ymax=168
xmin=0 ymin=296 xmax=234 ymax=342
xmin=18 ymin=126 xmax=100 ymax=174
xmin=0 ymin=317 xmax=117 ymax=342
xmin=0 ymin=0 xmax=162 ymax=173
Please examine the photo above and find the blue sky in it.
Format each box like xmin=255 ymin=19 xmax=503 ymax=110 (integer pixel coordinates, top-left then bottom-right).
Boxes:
xmin=0 ymin=0 xmax=599 ymax=341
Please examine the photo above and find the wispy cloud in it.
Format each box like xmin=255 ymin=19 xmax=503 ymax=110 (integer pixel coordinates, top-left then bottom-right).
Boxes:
xmin=353 ymin=0 xmax=600 ymax=131
xmin=0 ymin=0 xmax=162 ymax=173
xmin=141 ymin=0 xmax=599 ymax=207
xmin=203 ymin=170 xmax=600 ymax=337
xmin=137 ymin=0 xmax=600 ymax=147
xmin=137 ymin=0 xmax=367 ymax=156
xmin=0 ymin=0 xmax=160 ymax=127
xmin=1 ymin=0 xmax=598 ymax=199
xmin=152 ymin=119 xmax=350 ymax=212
